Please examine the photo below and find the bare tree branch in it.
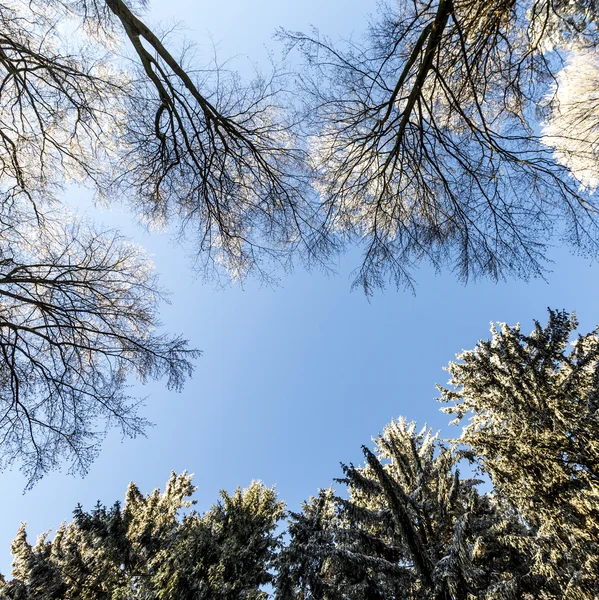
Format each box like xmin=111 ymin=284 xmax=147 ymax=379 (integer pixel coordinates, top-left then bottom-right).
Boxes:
xmin=0 ymin=213 xmax=199 ymax=486
xmin=282 ymin=0 xmax=599 ymax=293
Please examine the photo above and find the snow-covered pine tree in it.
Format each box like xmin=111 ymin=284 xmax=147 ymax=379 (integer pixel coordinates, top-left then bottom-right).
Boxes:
xmin=154 ymin=481 xmax=285 ymax=600
xmin=439 ymin=309 xmax=599 ymax=598
xmin=0 ymin=473 xmax=284 ymax=600
xmin=277 ymin=419 xmax=530 ymax=600
xmin=0 ymin=524 xmax=65 ymax=599
xmin=275 ymin=488 xmax=347 ymax=600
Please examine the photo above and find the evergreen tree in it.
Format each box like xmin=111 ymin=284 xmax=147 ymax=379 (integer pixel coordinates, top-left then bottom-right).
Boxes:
xmin=0 ymin=473 xmax=284 ymax=600
xmin=439 ymin=309 xmax=599 ymax=598
xmin=277 ymin=419 xmax=530 ymax=600
xmin=152 ymin=481 xmax=285 ymax=600
xmin=275 ymin=489 xmax=344 ymax=600
xmin=0 ymin=525 xmax=65 ymax=599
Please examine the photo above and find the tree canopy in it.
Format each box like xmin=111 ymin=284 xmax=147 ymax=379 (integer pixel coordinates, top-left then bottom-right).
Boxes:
xmin=7 ymin=0 xmax=599 ymax=293
xmin=2 ymin=1 xmax=599 ymax=595
xmin=0 ymin=216 xmax=198 ymax=486
xmin=3 ymin=0 xmax=599 ymax=480
xmin=284 ymin=0 xmax=599 ymax=292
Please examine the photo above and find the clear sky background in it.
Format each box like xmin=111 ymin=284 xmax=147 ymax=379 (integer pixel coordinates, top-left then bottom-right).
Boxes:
xmin=2 ymin=0 xmax=599 ymax=575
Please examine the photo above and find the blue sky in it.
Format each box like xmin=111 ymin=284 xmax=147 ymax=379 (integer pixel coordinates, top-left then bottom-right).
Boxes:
xmin=2 ymin=0 xmax=599 ymax=575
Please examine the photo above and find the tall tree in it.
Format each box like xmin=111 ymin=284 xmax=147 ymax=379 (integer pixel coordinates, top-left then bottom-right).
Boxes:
xmin=7 ymin=0 xmax=599 ymax=483
xmin=0 ymin=0 xmax=212 ymax=482
xmin=0 ymin=215 xmax=199 ymax=486
xmin=0 ymin=0 xmax=320 ymax=279
xmin=439 ymin=309 xmax=599 ymax=597
xmin=283 ymin=0 xmax=599 ymax=293
xmin=8 ymin=0 xmax=599 ymax=299
xmin=0 ymin=472 xmax=285 ymax=599
xmin=277 ymin=419 xmax=531 ymax=600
